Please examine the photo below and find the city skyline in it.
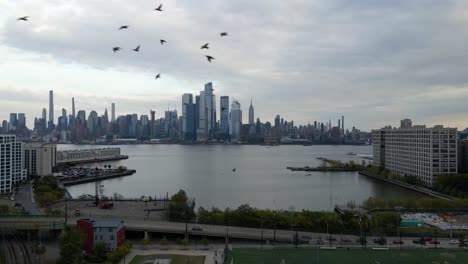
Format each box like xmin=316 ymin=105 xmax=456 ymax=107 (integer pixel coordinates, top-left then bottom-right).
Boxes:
xmin=1 ymin=1 xmax=468 ymax=130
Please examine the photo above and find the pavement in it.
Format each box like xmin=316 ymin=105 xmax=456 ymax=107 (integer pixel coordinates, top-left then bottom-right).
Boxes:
xmin=14 ymin=182 xmax=43 ymax=215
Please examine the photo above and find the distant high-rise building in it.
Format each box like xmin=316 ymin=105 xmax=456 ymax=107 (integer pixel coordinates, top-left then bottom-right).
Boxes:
xmin=274 ymin=115 xmax=280 ymax=129
xmin=87 ymin=111 xmax=98 ymax=137
xmin=1 ymin=121 xmax=7 ymax=134
xmin=197 ymin=83 xmax=216 ymax=140
xmin=17 ymin=113 xmax=26 ymax=129
xmin=49 ymin=90 xmax=54 ymax=128
xmin=338 ymin=119 xmax=341 ymax=129
xmin=230 ymin=101 xmax=242 ymax=141
xmin=182 ymin=94 xmax=196 ymax=140
xmin=9 ymin=113 xmax=17 ymax=131
xmin=42 ymin=108 xmax=47 ymax=121
xmin=77 ymin=110 xmax=86 ymax=125
xmin=341 ymin=115 xmax=344 ymax=131
xmin=0 ymin=135 xmax=26 ymax=194
xmin=220 ymin=96 xmax=229 ymax=138
xmin=72 ymin=97 xmax=76 ymax=117
xmin=111 ymin=103 xmax=116 ymax=122
xmin=182 ymin=94 xmax=193 ymax=135
xmin=248 ymin=99 xmax=254 ymax=125
xmin=400 ymin=118 xmax=412 ymax=128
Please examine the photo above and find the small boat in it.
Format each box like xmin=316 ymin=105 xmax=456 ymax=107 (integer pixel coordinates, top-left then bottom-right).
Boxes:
xmin=346 ymin=152 xmax=357 ymax=155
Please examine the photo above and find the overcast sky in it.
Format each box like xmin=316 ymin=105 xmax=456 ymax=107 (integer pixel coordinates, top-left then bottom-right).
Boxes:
xmin=1 ymin=0 xmax=468 ymax=131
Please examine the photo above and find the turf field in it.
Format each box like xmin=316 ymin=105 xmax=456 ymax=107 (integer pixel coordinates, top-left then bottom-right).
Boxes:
xmin=227 ymin=248 xmax=468 ymax=264
xmin=129 ymin=254 xmax=205 ymax=264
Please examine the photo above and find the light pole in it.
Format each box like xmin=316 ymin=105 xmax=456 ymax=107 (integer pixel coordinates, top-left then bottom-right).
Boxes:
xmin=260 ymin=216 xmax=264 ymax=250
xmin=273 ymin=211 xmax=277 ymax=245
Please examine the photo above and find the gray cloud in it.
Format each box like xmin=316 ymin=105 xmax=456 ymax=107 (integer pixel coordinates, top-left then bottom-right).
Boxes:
xmin=1 ymin=0 xmax=468 ymax=130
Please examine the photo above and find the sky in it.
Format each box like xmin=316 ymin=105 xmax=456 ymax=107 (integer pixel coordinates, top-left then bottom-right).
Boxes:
xmin=1 ymin=0 xmax=468 ymax=131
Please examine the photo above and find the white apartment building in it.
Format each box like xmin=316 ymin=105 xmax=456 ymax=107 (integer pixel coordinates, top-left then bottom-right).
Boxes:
xmin=0 ymin=135 xmax=26 ymax=194
xmin=24 ymin=143 xmax=57 ymax=177
xmin=372 ymin=125 xmax=458 ymax=187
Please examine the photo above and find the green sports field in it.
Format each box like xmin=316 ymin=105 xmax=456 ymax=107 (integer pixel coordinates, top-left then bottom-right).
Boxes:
xmin=227 ymin=248 xmax=468 ymax=264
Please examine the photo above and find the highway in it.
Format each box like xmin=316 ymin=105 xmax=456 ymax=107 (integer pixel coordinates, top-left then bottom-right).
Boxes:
xmin=0 ymin=216 xmax=461 ymax=249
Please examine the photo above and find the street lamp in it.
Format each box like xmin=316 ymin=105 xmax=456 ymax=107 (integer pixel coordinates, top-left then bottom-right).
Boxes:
xmin=260 ymin=216 xmax=264 ymax=250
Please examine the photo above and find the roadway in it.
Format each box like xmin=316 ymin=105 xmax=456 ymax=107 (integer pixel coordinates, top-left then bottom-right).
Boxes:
xmin=0 ymin=216 xmax=462 ymax=249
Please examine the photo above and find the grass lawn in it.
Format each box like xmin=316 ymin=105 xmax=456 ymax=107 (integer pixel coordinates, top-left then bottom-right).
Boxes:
xmin=227 ymin=248 xmax=468 ymax=264
xmin=129 ymin=254 xmax=205 ymax=264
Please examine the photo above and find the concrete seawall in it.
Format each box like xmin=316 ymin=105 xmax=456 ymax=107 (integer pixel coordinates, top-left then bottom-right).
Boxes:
xmin=358 ymin=171 xmax=455 ymax=201
xmin=62 ymin=169 xmax=136 ymax=187
xmin=56 ymin=155 xmax=129 ymax=166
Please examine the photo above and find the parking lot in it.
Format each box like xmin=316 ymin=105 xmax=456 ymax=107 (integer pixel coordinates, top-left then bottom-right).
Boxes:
xmin=50 ymin=200 xmax=167 ymax=221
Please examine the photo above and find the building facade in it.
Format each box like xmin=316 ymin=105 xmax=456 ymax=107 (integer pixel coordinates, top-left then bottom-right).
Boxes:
xmin=220 ymin=96 xmax=229 ymax=139
xmin=24 ymin=143 xmax=57 ymax=177
xmin=372 ymin=125 xmax=458 ymax=187
xmin=0 ymin=135 xmax=26 ymax=194
xmin=77 ymin=219 xmax=125 ymax=253
xmin=230 ymin=101 xmax=242 ymax=141
xmin=56 ymin=148 xmax=121 ymax=163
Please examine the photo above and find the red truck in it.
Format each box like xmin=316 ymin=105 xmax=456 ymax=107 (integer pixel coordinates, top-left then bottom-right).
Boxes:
xmin=99 ymin=201 xmax=114 ymax=209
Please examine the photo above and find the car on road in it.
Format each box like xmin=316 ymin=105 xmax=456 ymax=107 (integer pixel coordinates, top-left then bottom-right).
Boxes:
xmin=429 ymin=240 xmax=440 ymax=244
xmin=191 ymin=226 xmax=203 ymax=231
xmin=14 ymin=203 xmax=22 ymax=207
xmin=393 ymin=240 xmax=404 ymax=245
xmin=449 ymin=240 xmax=459 ymax=245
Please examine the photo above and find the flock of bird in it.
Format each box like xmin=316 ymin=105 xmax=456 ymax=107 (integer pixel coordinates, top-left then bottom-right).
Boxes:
xmin=16 ymin=3 xmax=229 ymax=80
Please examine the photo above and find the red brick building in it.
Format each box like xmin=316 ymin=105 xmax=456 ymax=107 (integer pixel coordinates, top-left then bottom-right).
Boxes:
xmin=77 ymin=219 xmax=125 ymax=253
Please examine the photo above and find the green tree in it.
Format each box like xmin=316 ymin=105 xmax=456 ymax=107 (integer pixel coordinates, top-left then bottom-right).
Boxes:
xmin=141 ymin=238 xmax=150 ymax=249
xmin=87 ymin=243 xmax=107 ymax=263
xmin=167 ymin=190 xmax=196 ymax=222
xmin=58 ymin=229 xmax=84 ymax=264
xmin=160 ymin=236 xmax=169 ymax=246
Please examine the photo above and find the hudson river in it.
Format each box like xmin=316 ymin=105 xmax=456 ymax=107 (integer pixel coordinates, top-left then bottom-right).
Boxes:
xmin=63 ymin=144 xmax=425 ymax=211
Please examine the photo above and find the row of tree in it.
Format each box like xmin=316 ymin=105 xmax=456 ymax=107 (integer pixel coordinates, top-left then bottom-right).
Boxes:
xmin=33 ymin=175 xmax=65 ymax=208
xmin=433 ymin=174 xmax=468 ymax=198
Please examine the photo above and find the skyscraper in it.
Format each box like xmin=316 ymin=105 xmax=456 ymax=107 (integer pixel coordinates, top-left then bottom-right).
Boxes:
xmin=400 ymin=118 xmax=412 ymax=128
xmin=111 ymin=103 xmax=116 ymax=122
xmin=274 ymin=115 xmax=280 ymax=129
xmin=182 ymin=93 xmax=193 ymax=136
xmin=230 ymin=101 xmax=242 ymax=141
xmin=72 ymin=97 xmax=76 ymax=117
xmin=17 ymin=113 xmax=26 ymax=130
xmin=42 ymin=108 xmax=47 ymax=121
xmin=49 ymin=90 xmax=54 ymax=128
xmin=248 ymin=99 xmax=254 ymax=125
xmin=9 ymin=113 xmax=17 ymax=131
xmin=197 ymin=83 xmax=216 ymax=141
xmin=341 ymin=115 xmax=344 ymax=131
xmin=220 ymin=96 xmax=229 ymax=138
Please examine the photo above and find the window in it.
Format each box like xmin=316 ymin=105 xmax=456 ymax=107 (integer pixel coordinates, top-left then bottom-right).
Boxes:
xmin=110 ymin=235 xmax=115 ymax=240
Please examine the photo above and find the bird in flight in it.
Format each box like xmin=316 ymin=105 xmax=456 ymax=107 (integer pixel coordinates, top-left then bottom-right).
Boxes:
xmin=113 ymin=47 xmax=121 ymax=52
xmin=155 ymin=73 xmax=161 ymax=79
xmin=17 ymin=16 xmax=29 ymax=21
xmin=155 ymin=4 xmax=163 ymax=11
xmin=119 ymin=25 xmax=129 ymax=30
xmin=205 ymin=55 xmax=215 ymax=63
xmin=220 ymin=32 xmax=228 ymax=37
xmin=201 ymin=43 xmax=209 ymax=49
xmin=133 ymin=45 xmax=140 ymax=52
xmin=160 ymin=39 xmax=166 ymax=45
xmin=232 ymin=168 xmax=236 ymax=172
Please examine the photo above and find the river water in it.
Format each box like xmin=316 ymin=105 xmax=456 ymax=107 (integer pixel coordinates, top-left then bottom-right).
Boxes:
xmin=62 ymin=144 xmax=425 ymax=211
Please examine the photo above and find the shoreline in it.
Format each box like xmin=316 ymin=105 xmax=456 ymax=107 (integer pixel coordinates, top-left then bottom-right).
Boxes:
xmin=61 ymin=169 xmax=136 ymax=187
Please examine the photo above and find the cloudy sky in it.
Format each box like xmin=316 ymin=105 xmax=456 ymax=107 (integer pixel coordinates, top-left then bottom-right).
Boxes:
xmin=1 ymin=0 xmax=468 ymax=130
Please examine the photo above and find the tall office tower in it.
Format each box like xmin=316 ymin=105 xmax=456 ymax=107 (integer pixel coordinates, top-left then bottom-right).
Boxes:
xmin=400 ymin=118 xmax=412 ymax=128
xmin=77 ymin=110 xmax=86 ymax=124
xmin=314 ymin=121 xmax=317 ymax=130
xmin=111 ymin=103 xmax=116 ymax=122
xmin=17 ymin=113 xmax=26 ymax=129
xmin=248 ymin=99 xmax=254 ymax=125
xmin=274 ymin=115 xmax=280 ymax=129
xmin=230 ymin=101 xmax=242 ymax=141
xmin=341 ymin=115 xmax=344 ymax=131
xmin=372 ymin=125 xmax=458 ymax=187
xmin=182 ymin=93 xmax=193 ymax=136
xmin=204 ymin=82 xmax=216 ymax=139
xmin=220 ymin=96 xmax=229 ymax=138
xmin=1 ymin=121 xmax=7 ymax=133
xmin=197 ymin=91 xmax=207 ymax=141
xmin=9 ymin=113 xmax=17 ymax=131
xmin=104 ymin=108 xmax=108 ymax=120
xmin=338 ymin=119 xmax=341 ymax=129
xmin=72 ymin=97 xmax=76 ymax=117
xmin=42 ymin=108 xmax=47 ymax=121
xmin=149 ymin=110 xmax=156 ymax=138
xmin=87 ymin=111 xmax=98 ymax=137
xmin=0 ymin=135 xmax=26 ymax=194
xmin=60 ymin=108 xmax=67 ymax=129
xmin=49 ymin=90 xmax=54 ymax=128
xmin=129 ymin=114 xmax=138 ymax=138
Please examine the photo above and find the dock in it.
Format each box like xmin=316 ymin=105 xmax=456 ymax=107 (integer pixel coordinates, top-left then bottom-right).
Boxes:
xmin=287 ymin=166 xmax=360 ymax=172
xmin=61 ymin=169 xmax=136 ymax=186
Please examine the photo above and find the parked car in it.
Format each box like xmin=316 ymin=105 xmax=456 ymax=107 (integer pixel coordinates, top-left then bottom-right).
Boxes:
xmin=99 ymin=201 xmax=114 ymax=209
xmin=191 ymin=226 xmax=203 ymax=231
xmin=393 ymin=240 xmax=404 ymax=245
xmin=74 ymin=209 xmax=81 ymax=216
xmin=449 ymin=240 xmax=459 ymax=245
xmin=423 ymin=237 xmax=433 ymax=242
xmin=429 ymin=240 xmax=440 ymax=245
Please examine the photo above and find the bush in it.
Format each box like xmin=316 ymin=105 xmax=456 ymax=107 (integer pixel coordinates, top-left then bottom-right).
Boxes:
xmin=106 ymin=240 xmax=132 ymax=264
xmin=141 ymin=238 xmax=150 ymax=249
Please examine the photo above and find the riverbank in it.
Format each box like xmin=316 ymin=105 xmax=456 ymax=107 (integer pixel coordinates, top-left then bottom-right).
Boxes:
xmin=359 ymin=171 xmax=455 ymax=201
xmin=287 ymin=166 xmax=359 ymax=172
xmin=61 ymin=169 xmax=136 ymax=187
